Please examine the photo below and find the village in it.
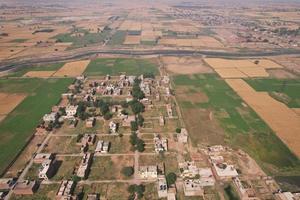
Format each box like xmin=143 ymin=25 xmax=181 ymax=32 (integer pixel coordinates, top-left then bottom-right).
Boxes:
xmin=0 ymin=69 xmax=298 ymax=200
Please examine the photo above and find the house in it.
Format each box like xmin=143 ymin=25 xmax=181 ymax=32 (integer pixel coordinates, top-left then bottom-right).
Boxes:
xmin=77 ymin=153 xmax=93 ymax=179
xmin=199 ymin=168 xmax=215 ymax=186
xmin=81 ymin=134 xmax=96 ymax=146
xmin=87 ymin=193 xmax=100 ymax=200
xmin=0 ymin=178 xmax=15 ymax=190
xmin=154 ymin=134 xmax=168 ymax=153
xmin=33 ymin=153 xmax=54 ymax=164
xmin=67 ymin=118 xmax=78 ymax=128
xmin=183 ymin=179 xmax=204 ymax=197
xmin=139 ymin=166 xmax=158 ymax=179
xmin=167 ymin=187 xmax=177 ymax=200
xmin=159 ymin=116 xmax=165 ymax=126
xmin=95 ymin=140 xmax=110 ymax=153
xmin=275 ymin=192 xmax=300 ymax=200
xmin=109 ymin=121 xmax=117 ymax=134
xmin=56 ymin=180 xmax=75 ymax=199
xmin=233 ymin=177 xmax=258 ymax=200
xmin=86 ymin=117 xmax=95 ymax=128
xmin=166 ymin=87 xmax=171 ymax=96
xmin=13 ymin=180 xmax=38 ymax=195
xmin=166 ymin=104 xmax=173 ymax=117
xmin=39 ymin=159 xmax=55 ymax=180
xmin=157 ymin=176 xmax=168 ymax=198
xmin=43 ymin=112 xmax=57 ymax=122
xmin=179 ymin=161 xmax=199 ymax=178
xmin=177 ymin=128 xmax=188 ymax=143
xmin=162 ymin=76 xmax=170 ymax=84
xmin=65 ymin=105 xmax=78 ymax=117
xmin=212 ymin=162 xmax=238 ymax=180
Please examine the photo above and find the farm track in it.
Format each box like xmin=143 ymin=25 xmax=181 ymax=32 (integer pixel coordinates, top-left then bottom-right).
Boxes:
xmin=1 ymin=46 xmax=300 ymax=73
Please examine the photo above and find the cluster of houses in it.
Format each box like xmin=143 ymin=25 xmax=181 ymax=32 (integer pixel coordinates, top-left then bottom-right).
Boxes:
xmin=154 ymin=133 xmax=168 ymax=153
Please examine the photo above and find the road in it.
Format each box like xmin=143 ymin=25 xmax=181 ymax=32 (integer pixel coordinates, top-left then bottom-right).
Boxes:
xmin=1 ymin=46 xmax=300 ymax=73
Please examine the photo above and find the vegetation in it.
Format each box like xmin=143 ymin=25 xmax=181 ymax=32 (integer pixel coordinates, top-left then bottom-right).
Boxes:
xmin=6 ymin=63 xmax=64 ymax=77
xmin=129 ymin=132 xmax=145 ymax=152
xmin=132 ymin=79 xmax=145 ymax=100
xmin=127 ymin=184 xmax=145 ymax=200
xmin=0 ymin=78 xmax=73 ymax=174
xmin=173 ymin=74 xmax=300 ymax=174
xmin=121 ymin=166 xmax=134 ymax=177
xmin=84 ymin=58 xmax=159 ymax=76
xmin=224 ymin=184 xmax=239 ymax=200
xmin=129 ymin=100 xmax=145 ymax=114
xmin=166 ymin=172 xmax=177 ymax=186
xmin=107 ymin=30 xmax=126 ymax=45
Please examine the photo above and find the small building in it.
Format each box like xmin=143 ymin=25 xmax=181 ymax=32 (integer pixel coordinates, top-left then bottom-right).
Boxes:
xmin=154 ymin=134 xmax=168 ymax=153
xmin=65 ymin=105 xmax=78 ymax=118
xmin=122 ymin=115 xmax=136 ymax=127
xmin=109 ymin=121 xmax=117 ymax=134
xmin=167 ymin=187 xmax=177 ymax=200
xmin=95 ymin=140 xmax=110 ymax=153
xmin=43 ymin=112 xmax=57 ymax=122
xmin=86 ymin=117 xmax=95 ymax=128
xmin=39 ymin=159 xmax=55 ymax=180
xmin=212 ymin=162 xmax=238 ymax=180
xmin=275 ymin=192 xmax=299 ymax=200
xmin=87 ymin=193 xmax=100 ymax=200
xmin=177 ymin=128 xmax=188 ymax=143
xmin=77 ymin=153 xmax=93 ymax=178
xmin=13 ymin=180 xmax=38 ymax=195
xmin=159 ymin=116 xmax=165 ymax=126
xmin=81 ymin=134 xmax=96 ymax=146
xmin=33 ymin=153 xmax=54 ymax=164
xmin=166 ymin=104 xmax=173 ymax=117
xmin=199 ymin=168 xmax=215 ymax=187
xmin=233 ymin=177 xmax=258 ymax=200
xmin=183 ymin=179 xmax=204 ymax=197
xmin=157 ymin=176 xmax=168 ymax=198
xmin=139 ymin=165 xmax=158 ymax=179
xmin=0 ymin=178 xmax=15 ymax=190
xmin=179 ymin=161 xmax=199 ymax=178
xmin=56 ymin=180 xmax=75 ymax=199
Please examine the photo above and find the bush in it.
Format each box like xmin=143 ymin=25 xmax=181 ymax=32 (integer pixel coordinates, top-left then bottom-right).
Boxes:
xmin=137 ymin=114 xmax=144 ymax=127
xmin=129 ymin=100 xmax=145 ymax=114
xmin=131 ymin=121 xmax=138 ymax=131
xmin=103 ymin=112 xmax=113 ymax=120
xmin=127 ymin=184 xmax=145 ymax=199
xmin=166 ymin=172 xmax=177 ymax=186
xmin=136 ymin=139 xmax=145 ymax=152
xmin=175 ymin=128 xmax=181 ymax=133
xmin=122 ymin=166 xmax=134 ymax=177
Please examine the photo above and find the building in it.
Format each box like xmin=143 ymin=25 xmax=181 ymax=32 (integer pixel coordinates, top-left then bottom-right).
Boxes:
xmin=157 ymin=176 xmax=168 ymax=198
xmin=183 ymin=179 xmax=204 ymax=197
xmin=33 ymin=153 xmax=54 ymax=164
xmin=65 ymin=105 xmax=78 ymax=117
xmin=13 ymin=180 xmax=38 ymax=195
xmin=199 ymin=168 xmax=215 ymax=186
xmin=122 ymin=115 xmax=136 ymax=127
xmin=177 ymin=128 xmax=188 ymax=143
xmin=77 ymin=153 xmax=93 ymax=178
xmin=86 ymin=117 xmax=95 ymax=128
xmin=0 ymin=178 xmax=15 ymax=190
xmin=212 ymin=162 xmax=238 ymax=179
xmin=167 ymin=188 xmax=177 ymax=200
xmin=56 ymin=180 xmax=75 ymax=199
xmin=179 ymin=161 xmax=199 ymax=178
xmin=43 ymin=112 xmax=57 ymax=122
xmin=159 ymin=116 xmax=165 ymax=126
xmin=154 ymin=134 xmax=168 ymax=153
xmin=233 ymin=177 xmax=258 ymax=200
xmin=139 ymin=166 xmax=158 ymax=179
xmin=109 ymin=121 xmax=117 ymax=134
xmin=275 ymin=192 xmax=300 ymax=200
xmin=166 ymin=104 xmax=173 ymax=117
xmin=39 ymin=159 xmax=55 ymax=180
xmin=95 ymin=140 xmax=110 ymax=153
xmin=87 ymin=193 xmax=99 ymax=200
xmin=81 ymin=134 xmax=96 ymax=146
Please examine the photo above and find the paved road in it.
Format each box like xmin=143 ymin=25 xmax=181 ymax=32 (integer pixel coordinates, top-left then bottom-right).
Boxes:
xmin=1 ymin=47 xmax=300 ymax=73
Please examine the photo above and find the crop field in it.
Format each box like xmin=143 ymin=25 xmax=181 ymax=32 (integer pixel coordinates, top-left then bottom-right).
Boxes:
xmin=159 ymin=37 xmax=223 ymax=48
xmin=173 ymin=74 xmax=300 ymax=174
xmin=8 ymin=63 xmax=64 ymax=77
xmin=23 ymin=71 xmax=56 ymax=78
xmin=107 ymin=30 xmax=126 ymax=45
xmin=0 ymin=78 xmax=73 ymax=175
xmin=52 ymin=60 xmax=90 ymax=77
xmin=245 ymin=79 xmax=300 ymax=108
xmin=84 ymin=58 xmax=159 ymax=76
xmin=123 ymin=35 xmax=141 ymax=44
xmin=0 ymin=93 xmax=26 ymax=120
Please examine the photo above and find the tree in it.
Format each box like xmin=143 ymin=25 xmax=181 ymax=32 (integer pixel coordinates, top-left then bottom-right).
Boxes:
xmin=166 ymin=172 xmax=177 ymax=186
xmin=129 ymin=100 xmax=145 ymax=114
xmin=130 ymin=133 xmax=138 ymax=146
xmin=100 ymin=103 xmax=110 ymax=115
xmin=127 ymin=184 xmax=145 ymax=200
xmin=103 ymin=112 xmax=113 ymax=120
xmin=143 ymin=72 xmax=155 ymax=79
xmin=175 ymin=128 xmax=181 ymax=133
xmin=137 ymin=114 xmax=144 ymax=127
xmin=136 ymin=139 xmax=145 ymax=152
xmin=130 ymin=121 xmax=138 ymax=131
xmin=122 ymin=166 xmax=134 ymax=177
xmin=132 ymin=79 xmax=145 ymax=100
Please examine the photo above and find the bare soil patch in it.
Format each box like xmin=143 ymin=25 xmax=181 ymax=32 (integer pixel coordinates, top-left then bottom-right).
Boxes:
xmin=23 ymin=71 xmax=56 ymax=78
xmin=52 ymin=60 xmax=90 ymax=77
xmin=267 ymin=69 xmax=298 ymax=79
xmin=0 ymin=93 xmax=26 ymax=115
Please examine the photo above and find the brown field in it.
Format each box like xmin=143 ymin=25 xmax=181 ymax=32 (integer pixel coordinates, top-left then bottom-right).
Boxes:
xmin=52 ymin=60 xmax=90 ymax=77
xmin=159 ymin=37 xmax=223 ymax=48
xmin=23 ymin=71 xmax=56 ymax=78
xmin=204 ymin=58 xmax=258 ymax=69
xmin=267 ymin=69 xmax=298 ymax=79
xmin=0 ymin=93 xmax=26 ymax=115
xmin=123 ymin=35 xmax=140 ymax=45
xmin=226 ymin=79 xmax=300 ymax=158
xmin=162 ymin=56 xmax=214 ymax=74
xmin=252 ymin=59 xmax=283 ymax=69
xmin=215 ymin=68 xmax=248 ymax=78
xmin=238 ymin=67 xmax=269 ymax=77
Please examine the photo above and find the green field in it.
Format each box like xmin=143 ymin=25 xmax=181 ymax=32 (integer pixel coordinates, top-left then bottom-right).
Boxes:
xmin=0 ymin=78 xmax=73 ymax=174
xmin=173 ymin=74 xmax=300 ymax=174
xmin=245 ymin=79 xmax=300 ymax=108
xmin=10 ymin=38 xmax=28 ymax=43
xmin=84 ymin=58 xmax=159 ymax=76
xmin=53 ymin=29 xmax=110 ymax=48
xmin=107 ymin=31 xmax=126 ymax=45
xmin=7 ymin=63 xmax=64 ymax=77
